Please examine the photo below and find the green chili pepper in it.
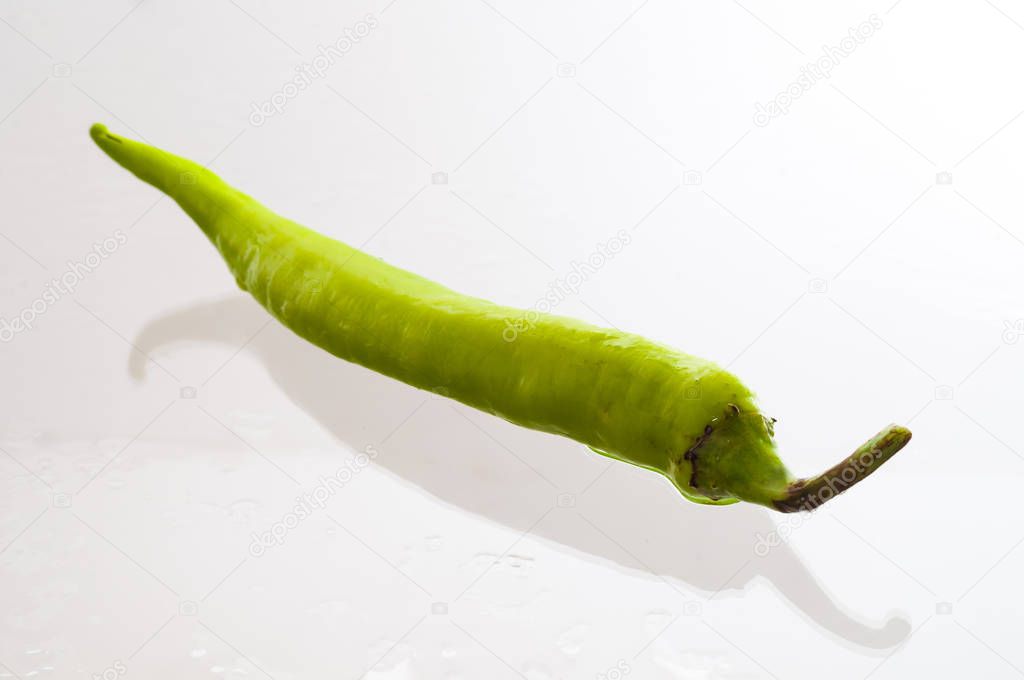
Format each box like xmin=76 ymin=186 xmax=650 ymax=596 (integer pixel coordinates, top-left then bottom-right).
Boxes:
xmin=89 ymin=123 xmax=912 ymax=512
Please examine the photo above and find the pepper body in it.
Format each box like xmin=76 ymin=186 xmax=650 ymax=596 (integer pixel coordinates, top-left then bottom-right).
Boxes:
xmin=90 ymin=124 xmax=909 ymax=511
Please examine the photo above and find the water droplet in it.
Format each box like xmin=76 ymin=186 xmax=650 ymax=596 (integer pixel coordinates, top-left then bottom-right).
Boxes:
xmin=504 ymin=553 xmax=534 ymax=570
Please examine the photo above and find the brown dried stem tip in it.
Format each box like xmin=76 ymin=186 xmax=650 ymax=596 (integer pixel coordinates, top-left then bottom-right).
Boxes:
xmin=772 ymin=425 xmax=913 ymax=512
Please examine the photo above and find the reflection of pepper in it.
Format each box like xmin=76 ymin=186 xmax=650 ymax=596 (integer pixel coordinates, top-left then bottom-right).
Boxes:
xmin=90 ymin=124 xmax=911 ymax=512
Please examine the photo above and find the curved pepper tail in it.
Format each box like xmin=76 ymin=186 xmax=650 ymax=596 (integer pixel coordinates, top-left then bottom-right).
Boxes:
xmin=89 ymin=123 xmax=243 ymax=239
xmin=90 ymin=123 xmax=197 ymax=194
xmin=772 ymin=425 xmax=912 ymax=512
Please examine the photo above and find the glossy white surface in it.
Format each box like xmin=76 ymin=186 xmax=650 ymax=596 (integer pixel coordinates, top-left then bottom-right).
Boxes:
xmin=2 ymin=1 xmax=1023 ymax=678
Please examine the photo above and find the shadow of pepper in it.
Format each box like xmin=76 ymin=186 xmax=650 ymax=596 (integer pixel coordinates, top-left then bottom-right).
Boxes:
xmin=130 ymin=295 xmax=911 ymax=653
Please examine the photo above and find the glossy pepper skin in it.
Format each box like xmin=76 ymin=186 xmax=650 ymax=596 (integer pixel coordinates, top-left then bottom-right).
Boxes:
xmin=89 ymin=123 xmax=912 ymax=512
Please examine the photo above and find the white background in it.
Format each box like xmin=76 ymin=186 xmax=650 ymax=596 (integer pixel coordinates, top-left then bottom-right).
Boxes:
xmin=2 ymin=1 xmax=1023 ymax=678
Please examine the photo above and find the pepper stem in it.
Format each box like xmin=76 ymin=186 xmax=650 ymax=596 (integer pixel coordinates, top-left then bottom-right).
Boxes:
xmin=772 ymin=424 xmax=912 ymax=512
